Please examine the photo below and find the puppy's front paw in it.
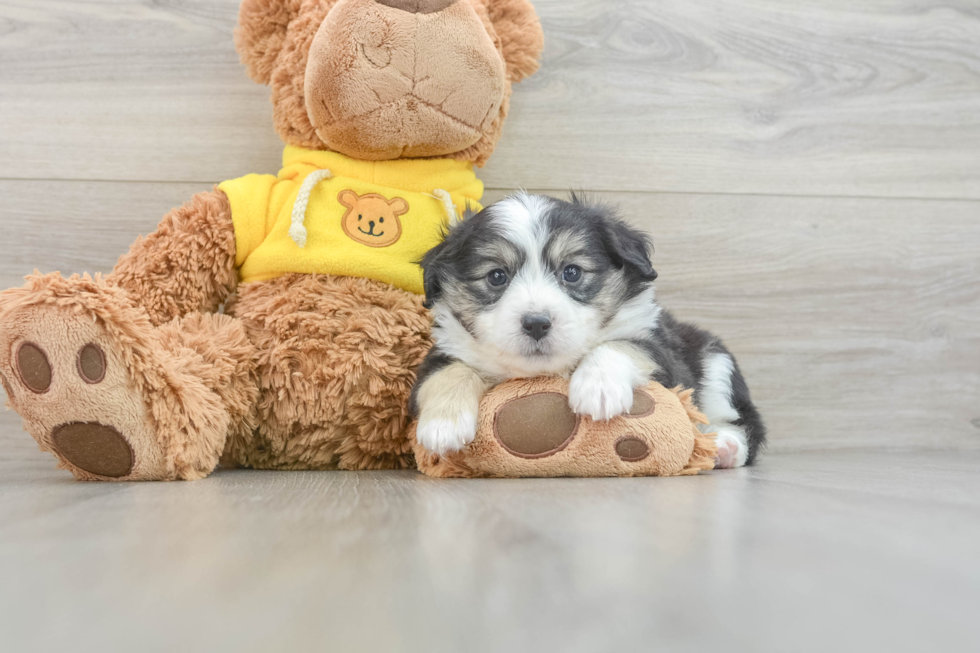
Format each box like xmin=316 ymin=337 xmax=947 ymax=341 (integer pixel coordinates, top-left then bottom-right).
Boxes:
xmin=416 ymin=412 xmax=478 ymax=456
xmin=568 ymin=364 xmax=635 ymax=421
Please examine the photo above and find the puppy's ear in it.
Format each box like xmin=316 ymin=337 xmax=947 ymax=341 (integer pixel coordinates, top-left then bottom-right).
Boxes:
xmin=420 ymin=238 xmax=451 ymax=309
xmin=600 ymin=218 xmax=658 ymax=282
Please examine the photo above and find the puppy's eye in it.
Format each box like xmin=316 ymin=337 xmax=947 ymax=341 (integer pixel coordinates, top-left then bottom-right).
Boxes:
xmin=562 ymin=265 xmax=583 ymax=283
xmin=487 ymin=269 xmax=509 ymax=287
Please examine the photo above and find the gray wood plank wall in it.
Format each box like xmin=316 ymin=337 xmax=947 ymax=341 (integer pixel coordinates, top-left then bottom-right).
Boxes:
xmin=0 ymin=0 xmax=978 ymax=453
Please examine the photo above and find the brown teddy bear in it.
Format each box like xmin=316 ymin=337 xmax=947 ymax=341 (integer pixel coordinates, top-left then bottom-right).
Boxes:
xmin=0 ymin=0 xmax=545 ymax=480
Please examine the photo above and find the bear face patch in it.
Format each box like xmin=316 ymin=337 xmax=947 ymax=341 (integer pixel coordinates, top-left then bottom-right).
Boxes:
xmin=339 ymin=190 xmax=408 ymax=248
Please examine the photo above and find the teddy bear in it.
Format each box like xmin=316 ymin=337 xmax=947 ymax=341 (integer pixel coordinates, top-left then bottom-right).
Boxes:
xmin=0 ymin=0 xmax=546 ymax=480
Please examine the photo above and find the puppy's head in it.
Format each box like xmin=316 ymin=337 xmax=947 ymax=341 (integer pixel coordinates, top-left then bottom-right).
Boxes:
xmin=421 ymin=193 xmax=658 ymax=376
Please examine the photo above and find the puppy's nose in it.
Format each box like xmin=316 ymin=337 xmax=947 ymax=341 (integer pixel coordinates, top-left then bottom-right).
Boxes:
xmin=521 ymin=314 xmax=552 ymax=341
xmin=375 ymin=0 xmax=458 ymax=14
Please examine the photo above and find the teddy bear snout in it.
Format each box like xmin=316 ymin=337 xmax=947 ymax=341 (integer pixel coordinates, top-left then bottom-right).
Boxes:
xmin=375 ymin=0 xmax=458 ymax=14
xmin=305 ymin=0 xmax=506 ymax=160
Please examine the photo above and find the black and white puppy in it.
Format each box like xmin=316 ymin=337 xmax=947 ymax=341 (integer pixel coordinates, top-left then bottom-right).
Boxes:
xmin=410 ymin=193 xmax=765 ymax=468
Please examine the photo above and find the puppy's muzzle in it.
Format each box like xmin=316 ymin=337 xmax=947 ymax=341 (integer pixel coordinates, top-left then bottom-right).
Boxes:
xmin=521 ymin=314 xmax=552 ymax=341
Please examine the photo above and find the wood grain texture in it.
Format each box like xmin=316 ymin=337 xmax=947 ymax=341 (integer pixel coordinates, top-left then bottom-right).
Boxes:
xmin=0 ymin=180 xmax=205 ymax=285
xmin=1 ymin=1 xmax=979 ymax=197
xmin=1 ymin=449 xmax=979 ymax=652
xmin=1 ymin=180 xmax=978 ymax=451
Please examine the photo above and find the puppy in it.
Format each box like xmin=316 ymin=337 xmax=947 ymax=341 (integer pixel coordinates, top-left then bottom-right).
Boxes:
xmin=410 ymin=193 xmax=765 ymax=468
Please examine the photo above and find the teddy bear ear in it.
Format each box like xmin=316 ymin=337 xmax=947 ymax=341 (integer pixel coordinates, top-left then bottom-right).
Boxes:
xmin=485 ymin=0 xmax=545 ymax=83
xmin=234 ymin=0 xmax=303 ymax=85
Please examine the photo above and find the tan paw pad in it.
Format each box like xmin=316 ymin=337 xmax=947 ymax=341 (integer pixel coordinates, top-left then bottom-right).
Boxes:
xmin=614 ymin=436 xmax=650 ymax=462
xmin=76 ymin=343 xmax=106 ymax=384
xmin=51 ymin=422 xmax=135 ymax=478
xmin=626 ymin=389 xmax=656 ymax=417
xmin=493 ymin=392 xmax=580 ymax=458
xmin=15 ymin=342 xmax=52 ymax=394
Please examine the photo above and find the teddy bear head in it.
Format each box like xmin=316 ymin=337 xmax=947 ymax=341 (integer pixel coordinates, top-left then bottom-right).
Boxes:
xmin=235 ymin=0 xmax=544 ymax=166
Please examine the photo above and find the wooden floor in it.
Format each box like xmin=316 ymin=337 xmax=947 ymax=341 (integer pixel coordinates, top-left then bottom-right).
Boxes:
xmin=1 ymin=1 xmax=979 ymax=650
xmin=1 ymin=0 xmax=977 ymax=452
xmin=2 ymin=438 xmax=979 ymax=652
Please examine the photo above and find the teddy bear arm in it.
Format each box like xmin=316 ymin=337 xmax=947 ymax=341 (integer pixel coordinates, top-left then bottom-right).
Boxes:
xmin=235 ymin=0 xmax=306 ymax=85
xmin=111 ymin=188 xmax=238 ymax=326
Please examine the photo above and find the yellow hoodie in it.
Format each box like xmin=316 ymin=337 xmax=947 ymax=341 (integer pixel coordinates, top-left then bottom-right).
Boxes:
xmin=218 ymin=147 xmax=483 ymax=295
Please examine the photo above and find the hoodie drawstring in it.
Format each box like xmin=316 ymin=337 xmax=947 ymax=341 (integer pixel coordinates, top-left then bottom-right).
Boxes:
xmin=289 ymin=168 xmax=334 ymax=248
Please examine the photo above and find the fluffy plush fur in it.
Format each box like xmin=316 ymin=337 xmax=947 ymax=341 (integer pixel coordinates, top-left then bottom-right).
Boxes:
xmin=412 ymin=193 xmax=766 ymax=467
xmin=0 ymin=0 xmax=543 ymax=481
xmin=112 ymin=189 xmax=238 ymax=326
xmin=224 ymin=273 xmax=430 ymax=471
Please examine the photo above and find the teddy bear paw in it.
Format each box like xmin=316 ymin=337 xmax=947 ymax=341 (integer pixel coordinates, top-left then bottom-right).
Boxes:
xmin=0 ymin=300 xmax=169 ymax=480
xmin=417 ymin=379 xmax=713 ymax=478
xmin=0 ymin=274 xmax=224 ymax=480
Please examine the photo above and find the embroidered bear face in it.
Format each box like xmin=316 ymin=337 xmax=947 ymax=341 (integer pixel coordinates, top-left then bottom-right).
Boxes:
xmin=339 ymin=190 xmax=409 ymax=247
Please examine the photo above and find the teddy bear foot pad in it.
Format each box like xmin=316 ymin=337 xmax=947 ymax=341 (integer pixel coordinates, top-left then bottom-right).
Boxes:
xmin=15 ymin=335 xmax=135 ymax=477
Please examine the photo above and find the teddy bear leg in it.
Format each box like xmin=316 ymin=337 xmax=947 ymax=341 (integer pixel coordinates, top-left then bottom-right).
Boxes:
xmin=225 ymin=274 xmax=430 ymax=471
xmin=0 ymin=273 xmax=257 ymax=481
